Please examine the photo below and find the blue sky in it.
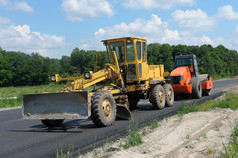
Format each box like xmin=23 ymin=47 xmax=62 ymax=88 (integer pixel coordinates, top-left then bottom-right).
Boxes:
xmin=0 ymin=0 xmax=238 ymax=58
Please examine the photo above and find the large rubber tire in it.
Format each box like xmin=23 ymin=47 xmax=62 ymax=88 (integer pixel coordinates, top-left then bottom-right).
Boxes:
xmin=149 ymin=92 xmax=153 ymax=103
xmin=191 ymin=78 xmax=202 ymax=99
xmin=91 ymin=90 xmax=117 ymax=127
xmin=41 ymin=119 xmax=64 ymax=127
xmin=203 ymin=89 xmax=211 ymax=96
xmin=150 ymin=85 xmax=165 ymax=110
xmin=163 ymin=84 xmax=174 ymax=107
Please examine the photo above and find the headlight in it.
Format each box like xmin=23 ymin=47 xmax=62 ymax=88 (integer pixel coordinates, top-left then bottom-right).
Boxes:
xmin=84 ymin=72 xmax=91 ymax=79
xmin=50 ymin=75 xmax=56 ymax=82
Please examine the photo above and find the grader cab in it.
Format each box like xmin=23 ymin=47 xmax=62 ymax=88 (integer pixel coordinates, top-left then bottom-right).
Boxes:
xmin=23 ymin=37 xmax=174 ymax=127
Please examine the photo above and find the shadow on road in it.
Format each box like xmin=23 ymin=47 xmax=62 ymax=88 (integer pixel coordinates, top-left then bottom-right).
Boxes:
xmin=10 ymin=119 xmax=97 ymax=133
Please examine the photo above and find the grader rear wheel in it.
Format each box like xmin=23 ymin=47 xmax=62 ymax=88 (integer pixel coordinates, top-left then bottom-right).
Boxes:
xmin=150 ymin=85 xmax=165 ymax=110
xmin=91 ymin=90 xmax=117 ymax=127
xmin=163 ymin=84 xmax=174 ymax=107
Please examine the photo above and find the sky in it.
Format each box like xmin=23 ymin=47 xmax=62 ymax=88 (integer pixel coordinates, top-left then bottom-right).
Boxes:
xmin=0 ymin=0 xmax=238 ymax=58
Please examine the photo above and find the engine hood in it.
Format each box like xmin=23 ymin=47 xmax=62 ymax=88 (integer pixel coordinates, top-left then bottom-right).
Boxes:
xmin=170 ymin=66 xmax=190 ymax=77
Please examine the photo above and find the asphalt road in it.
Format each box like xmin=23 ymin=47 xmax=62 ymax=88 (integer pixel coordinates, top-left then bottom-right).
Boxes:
xmin=0 ymin=78 xmax=237 ymax=158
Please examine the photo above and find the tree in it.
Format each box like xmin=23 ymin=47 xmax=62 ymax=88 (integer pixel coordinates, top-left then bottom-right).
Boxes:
xmin=0 ymin=43 xmax=237 ymax=87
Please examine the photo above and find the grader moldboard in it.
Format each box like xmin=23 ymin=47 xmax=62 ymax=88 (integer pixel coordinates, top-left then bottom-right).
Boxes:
xmin=23 ymin=37 xmax=174 ymax=127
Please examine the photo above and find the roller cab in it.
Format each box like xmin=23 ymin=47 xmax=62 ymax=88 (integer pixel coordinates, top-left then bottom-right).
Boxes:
xmin=170 ymin=54 xmax=213 ymax=98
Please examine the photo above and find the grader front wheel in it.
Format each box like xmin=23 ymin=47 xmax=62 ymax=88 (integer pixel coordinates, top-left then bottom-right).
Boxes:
xmin=91 ymin=90 xmax=117 ymax=127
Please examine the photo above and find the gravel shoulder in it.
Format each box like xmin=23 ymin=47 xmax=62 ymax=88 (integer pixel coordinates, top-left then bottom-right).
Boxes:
xmin=111 ymin=108 xmax=238 ymax=158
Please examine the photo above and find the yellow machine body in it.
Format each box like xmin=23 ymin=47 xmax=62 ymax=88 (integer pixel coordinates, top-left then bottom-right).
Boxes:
xmin=22 ymin=37 xmax=173 ymax=127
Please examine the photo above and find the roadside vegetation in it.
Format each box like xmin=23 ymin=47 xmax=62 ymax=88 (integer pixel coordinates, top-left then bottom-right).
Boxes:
xmin=0 ymin=84 xmax=105 ymax=108
xmin=178 ymin=93 xmax=238 ymax=157
xmin=119 ymin=122 xmax=143 ymax=149
xmin=211 ymin=74 xmax=233 ymax=81
xmin=220 ymin=123 xmax=238 ymax=158
xmin=56 ymin=145 xmax=74 ymax=158
xmin=0 ymin=43 xmax=237 ymax=88
xmin=0 ymin=84 xmax=63 ymax=108
xmin=178 ymin=93 xmax=238 ymax=116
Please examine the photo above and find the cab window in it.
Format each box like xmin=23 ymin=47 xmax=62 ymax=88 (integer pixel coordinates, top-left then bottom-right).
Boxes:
xmin=142 ymin=42 xmax=146 ymax=62
xmin=109 ymin=41 xmax=124 ymax=63
xmin=126 ymin=40 xmax=134 ymax=62
xmin=136 ymin=41 xmax=141 ymax=60
xmin=176 ymin=58 xmax=193 ymax=68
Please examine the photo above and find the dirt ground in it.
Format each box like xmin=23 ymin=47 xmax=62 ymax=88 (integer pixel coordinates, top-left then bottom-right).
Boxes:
xmin=111 ymin=108 xmax=238 ymax=158
xmin=83 ymin=86 xmax=238 ymax=158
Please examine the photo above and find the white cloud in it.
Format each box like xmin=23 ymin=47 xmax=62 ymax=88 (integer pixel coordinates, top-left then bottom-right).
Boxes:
xmin=77 ymin=14 xmax=180 ymax=50
xmin=0 ymin=0 xmax=34 ymax=12
xmin=92 ymin=14 xmax=215 ymax=46
xmin=172 ymin=31 xmax=214 ymax=46
xmin=172 ymin=9 xmax=215 ymax=30
xmin=0 ymin=16 xmax=67 ymax=58
xmin=62 ymin=0 xmax=114 ymax=21
xmin=123 ymin=0 xmax=195 ymax=10
xmin=78 ymin=14 xmax=238 ymax=55
xmin=79 ymin=14 xmax=232 ymax=52
xmin=213 ymin=34 xmax=238 ymax=51
xmin=0 ymin=16 xmax=11 ymax=26
xmin=12 ymin=1 xmax=34 ymax=12
xmin=218 ymin=5 xmax=238 ymax=20
xmin=199 ymin=35 xmax=213 ymax=45
xmin=0 ymin=0 xmax=9 ymax=6
xmin=94 ymin=14 xmax=180 ymax=44
xmin=224 ymin=26 xmax=238 ymax=51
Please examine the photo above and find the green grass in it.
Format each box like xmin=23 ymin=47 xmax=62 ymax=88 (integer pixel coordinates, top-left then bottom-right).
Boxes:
xmin=206 ymin=149 xmax=216 ymax=155
xmin=177 ymin=93 xmax=238 ymax=157
xmin=0 ymin=83 xmax=64 ymax=98
xmin=0 ymin=83 xmax=64 ymax=108
xmin=56 ymin=145 xmax=74 ymax=158
xmin=178 ymin=94 xmax=238 ymax=116
xmin=120 ymin=123 xmax=143 ymax=149
xmin=150 ymin=121 xmax=160 ymax=129
xmin=220 ymin=123 xmax=238 ymax=158
xmin=178 ymin=101 xmax=199 ymax=116
xmin=212 ymin=74 xmax=233 ymax=81
xmin=0 ymin=83 xmax=109 ymax=108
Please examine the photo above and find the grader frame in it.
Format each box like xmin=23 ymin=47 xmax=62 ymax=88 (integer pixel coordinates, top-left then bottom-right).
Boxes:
xmin=23 ymin=37 xmax=174 ymax=127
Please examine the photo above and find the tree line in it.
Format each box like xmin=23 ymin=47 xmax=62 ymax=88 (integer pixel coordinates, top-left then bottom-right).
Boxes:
xmin=0 ymin=44 xmax=237 ymax=87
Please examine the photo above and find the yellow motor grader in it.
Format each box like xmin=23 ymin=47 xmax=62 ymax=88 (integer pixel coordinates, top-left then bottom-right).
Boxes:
xmin=22 ymin=37 xmax=174 ymax=127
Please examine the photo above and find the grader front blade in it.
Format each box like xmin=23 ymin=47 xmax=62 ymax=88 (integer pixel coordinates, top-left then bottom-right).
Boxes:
xmin=116 ymin=104 xmax=131 ymax=120
xmin=22 ymin=91 xmax=91 ymax=120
